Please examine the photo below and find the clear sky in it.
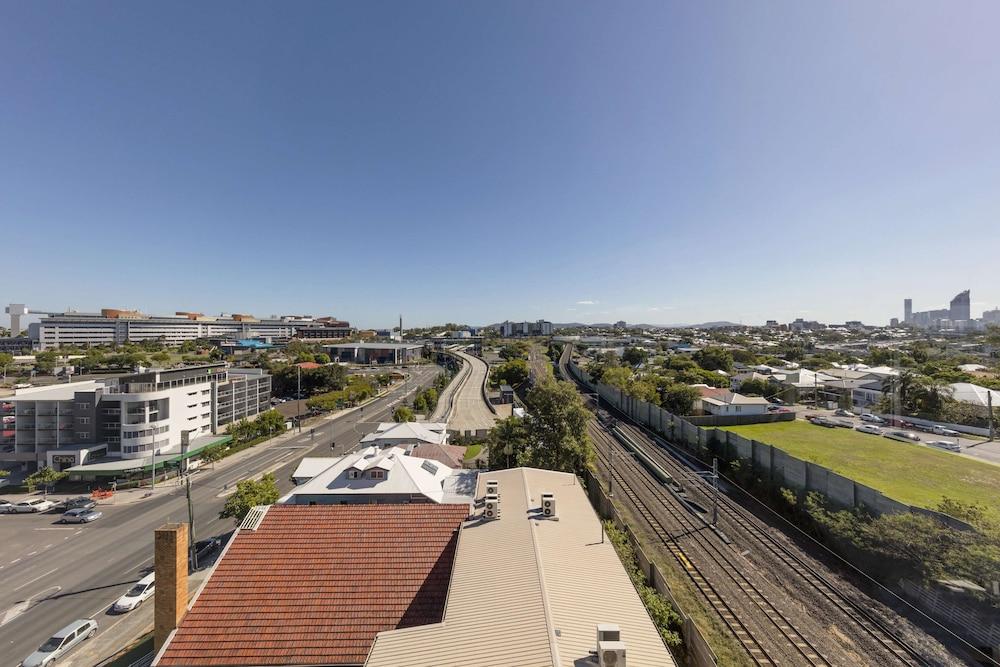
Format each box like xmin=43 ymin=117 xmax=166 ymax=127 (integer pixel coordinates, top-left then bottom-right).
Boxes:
xmin=3 ymin=1 xmax=999 ymax=328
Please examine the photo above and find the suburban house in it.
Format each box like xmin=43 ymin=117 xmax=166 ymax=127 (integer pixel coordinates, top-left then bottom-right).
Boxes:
xmin=948 ymin=382 xmax=1000 ymax=417
xmin=283 ymin=446 xmax=477 ymax=505
xmin=152 ymin=504 xmax=469 ymax=667
xmin=359 ymin=421 xmax=449 ymax=447
xmin=693 ymin=386 xmax=771 ymax=416
xmin=152 ymin=469 xmax=676 ymax=667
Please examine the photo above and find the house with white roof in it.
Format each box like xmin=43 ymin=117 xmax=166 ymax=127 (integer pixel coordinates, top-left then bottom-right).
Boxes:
xmin=948 ymin=382 xmax=1000 ymax=417
xmin=359 ymin=421 xmax=449 ymax=447
xmin=283 ymin=446 xmax=477 ymax=505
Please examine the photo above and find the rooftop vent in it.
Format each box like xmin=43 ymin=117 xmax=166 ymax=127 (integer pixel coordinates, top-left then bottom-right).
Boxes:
xmin=485 ymin=479 xmax=499 ymax=496
xmin=239 ymin=505 xmax=271 ymax=531
xmin=596 ymin=624 xmax=624 ymax=667
xmin=421 ymin=459 xmax=439 ymax=475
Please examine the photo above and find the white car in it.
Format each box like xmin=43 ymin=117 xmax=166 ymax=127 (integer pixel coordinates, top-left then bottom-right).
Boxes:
xmin=0 ymin=499 xmax=14 ymax=513
xmin=20 ymin=618 xmax=97 ymax=667
xmin=11 ymin=498 xmax=57 ymax=513
xmin=113 ymin=573 xmax=155 ymax=613
xmin=60 ymin=508 xmax=103 ymax=524
xmin=931 ymin=425 xmax=960 ymax=437
xmin=855 ymin=424 xmax=882 ymax=435
xmin=927 ymin=440 xmax=961 ymax=452
xmin=860 ymin=413 xmax=885 ymax=424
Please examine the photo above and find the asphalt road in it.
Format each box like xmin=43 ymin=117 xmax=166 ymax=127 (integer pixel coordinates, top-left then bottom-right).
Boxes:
xmin=446 ymin=348 xmax=497 ymax=434
xmin=0 ymin=364 xmax=440 ymax=666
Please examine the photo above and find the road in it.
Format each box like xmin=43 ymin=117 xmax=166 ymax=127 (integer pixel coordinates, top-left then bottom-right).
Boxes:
xmin=445 ymin=348 xmax=497 ymax=435
xmin=0 ymin=365 xmax=440 ymax=665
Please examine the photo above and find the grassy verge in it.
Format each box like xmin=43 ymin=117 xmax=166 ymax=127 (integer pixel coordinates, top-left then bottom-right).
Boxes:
xmin=463 ymin=444 xmax=482 ymax=461
xmin=722 ymin=420 xmax=1000 ymax=521
xmin=615 ymin=498 xmax=752 ymax=666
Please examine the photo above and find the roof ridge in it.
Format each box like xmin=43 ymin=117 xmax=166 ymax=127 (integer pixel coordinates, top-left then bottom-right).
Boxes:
xmin=522 ymin=467 xmax=560 ymax=667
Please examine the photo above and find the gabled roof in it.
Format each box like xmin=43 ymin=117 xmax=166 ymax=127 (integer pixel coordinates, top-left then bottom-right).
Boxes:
xmin=291 ymin=457 xmax=341 ymax=480
xmin=949 ymin=382 xmax=1000 ymax=408
xmin=360 ymin=421 xmax=448 ymax=445
xmin=155 ymin=504 xmax=469 ymax=667
xmin=409 ymin=443 xmax=466 ymax=468
xmin=364 ymin=468 xmax=675 ymax=667
xmin=281 ymin=446 xmax=471 ymax=504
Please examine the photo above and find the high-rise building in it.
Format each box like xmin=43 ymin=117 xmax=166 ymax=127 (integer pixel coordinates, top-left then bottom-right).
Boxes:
xmin=904 ymin=298 xmax=912 ymax=324
xmin=950 ymin=290 xmax=971 ymax=321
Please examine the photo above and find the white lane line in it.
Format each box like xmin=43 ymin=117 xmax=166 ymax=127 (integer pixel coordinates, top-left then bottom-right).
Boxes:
xmin=43 ymin=544 xmax=53 ymax=549
xmin=10 ymin=558 xmax=21 ymax=564
xmin=26 ymin=551 xmax=38 ymax=556
xmin=13 ymin=568 xmax=59 ymax=592
xmin=125 ymin=558 xmax=151 ymax=574
xmin=34 ymin=527 xmax=76 ymax=531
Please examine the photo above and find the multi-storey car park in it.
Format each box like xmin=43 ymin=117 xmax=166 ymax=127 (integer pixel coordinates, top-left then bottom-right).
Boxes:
xmin=0 ymin=363 xmax=270 ymax=473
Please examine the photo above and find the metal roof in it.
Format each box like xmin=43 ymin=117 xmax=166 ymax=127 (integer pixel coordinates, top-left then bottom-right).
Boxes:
xmin=364 ymin=468 xmax=675 ymax=667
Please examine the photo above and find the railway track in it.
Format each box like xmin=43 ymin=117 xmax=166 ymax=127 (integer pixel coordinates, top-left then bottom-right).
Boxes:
xmin=614 ymin=421 xmax=928 ymax=667
xmin=555 ymin=345 xmax=930 ymax=666
xmin=591 ymin=424 xmax=832 ymax=665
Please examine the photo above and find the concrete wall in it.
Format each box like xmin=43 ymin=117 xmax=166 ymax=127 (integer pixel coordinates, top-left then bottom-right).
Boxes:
xmin=568 ymin=357 xmax=976 ymax=529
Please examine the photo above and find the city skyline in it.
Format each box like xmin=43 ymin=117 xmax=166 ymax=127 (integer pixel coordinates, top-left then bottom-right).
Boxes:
xmin=4 ymin=2 xmax=1000 ymax=326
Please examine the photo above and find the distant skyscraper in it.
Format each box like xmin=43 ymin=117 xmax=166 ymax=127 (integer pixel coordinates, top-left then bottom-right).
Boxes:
xmin=904 ymin=298 xmax=912 ymax=324
xmin=949 ymin=290 xmax=971 ymax=321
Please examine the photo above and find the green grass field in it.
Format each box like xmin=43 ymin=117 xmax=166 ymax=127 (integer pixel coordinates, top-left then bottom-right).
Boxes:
xmin=722 ymin=420 xmax=1000 ymax=520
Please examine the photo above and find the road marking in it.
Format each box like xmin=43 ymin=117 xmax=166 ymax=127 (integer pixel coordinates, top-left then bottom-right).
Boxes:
xmin=10 ymin=558 xmax=21 ymax=564
xmin=26 ymin=551 xmax=38 ymax=556
xmin=13 ymin=568 xmax=59 ymax=592
xmin=34 ymin=527 xmax=76 ymax=531
xmin=0 ymin=585 xmax=61 ymax=628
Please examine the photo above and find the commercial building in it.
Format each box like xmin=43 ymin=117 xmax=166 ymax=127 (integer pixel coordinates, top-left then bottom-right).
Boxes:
xmin=950 ymin=289 xmax=971 ymax=322
xmin=0 ymin=336 xmax=33 ymax=353
xmin=325 ymin=342 xmax=424 ymax=364
xmin=152 ymin=468 xmax=674 ymax=667
xmin=0 ymin=363 xmax=270 ymax=471
xmin=26 ymin=309 xmax=351 ymax=349
xmin=499 ymin=319 xmax=553 ymax=337
xmin=907 ymin=290 xmax=978 ymax=330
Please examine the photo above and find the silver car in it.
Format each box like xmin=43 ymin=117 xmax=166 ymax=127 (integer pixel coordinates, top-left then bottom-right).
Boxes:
xmin=60 ymin=508 xmax=103 ymax=524
xmin=21 ymin=618 xmax=97 ymax=667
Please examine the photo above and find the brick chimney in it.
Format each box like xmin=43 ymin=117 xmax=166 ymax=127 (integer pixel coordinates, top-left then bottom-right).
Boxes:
xmin=154 ymin=523 xmax=189 ymax=651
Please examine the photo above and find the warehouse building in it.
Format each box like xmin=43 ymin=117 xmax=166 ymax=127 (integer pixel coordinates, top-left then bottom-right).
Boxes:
xmin=325 ymin=342 xmax=424 ymax=365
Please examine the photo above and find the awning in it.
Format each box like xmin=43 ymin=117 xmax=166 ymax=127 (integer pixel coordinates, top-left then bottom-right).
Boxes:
xmin=65 ymin=435 xmax=232 ymax=476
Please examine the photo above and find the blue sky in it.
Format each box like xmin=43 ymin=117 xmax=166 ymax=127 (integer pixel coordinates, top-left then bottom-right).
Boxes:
xmin=2 ymin=1 xmax=999 ymax=328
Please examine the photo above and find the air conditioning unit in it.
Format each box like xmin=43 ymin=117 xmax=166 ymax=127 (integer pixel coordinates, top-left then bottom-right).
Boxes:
xmin=541 ymin=492 xmax=556 ymax=518
xmin=483 ymin=494 xmax=500 ymax=520
xmin=596 ymin=623 xmax=620 ymax=644
xmin=598 ymin=640 xmax=626 ymax=667
xmin=485 ymin=479 xmax=499 ymax=496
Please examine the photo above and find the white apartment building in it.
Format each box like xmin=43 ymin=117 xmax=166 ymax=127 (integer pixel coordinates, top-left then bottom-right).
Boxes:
xmin=1 ymin=363 xmax=270 ymax=470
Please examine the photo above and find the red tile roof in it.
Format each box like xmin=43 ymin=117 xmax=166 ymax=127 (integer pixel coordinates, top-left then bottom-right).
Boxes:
xmin=408 ymin=443 xmax=467 ymax=468
xmin=157 ymin=504 xmax=468 ymax=667
xmin=294 ymin=361 xmax=322 ymax=370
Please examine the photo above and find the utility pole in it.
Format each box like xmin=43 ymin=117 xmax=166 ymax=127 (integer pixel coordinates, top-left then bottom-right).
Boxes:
xmin=150 ymin=444 xmax=156 ymax=490
xmin=989 ymin=391 xmax=995 ymax=442
xmin=297 ymin=365 xmax=302 ymax=432
xmin=711 ymin=457 xmax=719 ymax=526
xmin=186 ymin=476 xmax=197 ymax=570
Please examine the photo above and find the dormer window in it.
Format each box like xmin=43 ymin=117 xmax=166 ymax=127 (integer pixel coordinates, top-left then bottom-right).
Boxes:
xmin=369 ymin=470 xmax=385 ymax=480
xmin=347 ymin=470 xmax=361 ymax=480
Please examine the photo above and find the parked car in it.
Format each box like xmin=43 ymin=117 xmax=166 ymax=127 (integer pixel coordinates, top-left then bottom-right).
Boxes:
xmin=885 ymin=430 xmax=921 ymax=443
xmin=60 ymin=508 xmax=103 ymax=524
xmin=190 ymin=537 xmax=223 ymax=569
xmin=808 ymin=417 xmax=837 ymax=428
xmin=926 ymin=440 xmax=961 ymax=452
xmin=20 ymin=618 xmax=97 ymax=667
xmin=860 ymin=413 xmax=885 ymax=424
xmin=833 ymin=419 xmax=854 ymax=428
xmin=834 ymin=408 xmax=856 ymax=417
xmin=60 ymin=496 xmax=97 ymax=511
xmin=931 ymin=425 xmax=960 ymax=437
xmin=11 ymin=498 xmax=57 ymax=513
xmin=856 ymin=424 xmax=882 ymax=435
xmin=112 ymin=573 xmax=155 ymax=613
xmin=0 ymin=499 xmax=15 ymax=513
xmin=885 ymin=418 xmax=914 ymax=428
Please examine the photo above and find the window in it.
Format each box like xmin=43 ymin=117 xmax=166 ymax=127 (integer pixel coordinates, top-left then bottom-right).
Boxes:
xmin=78 ymin=417 xmax=90 ymax=425
xmin=347 ymin=470 xmax=361 ymax=479
xmin=369 ymin=469 xmax=385 ymax=480
xmin=77 ymin=431 xmax=89 ymax=439
xmin=76 ymin=402 xmax=90 ymax=409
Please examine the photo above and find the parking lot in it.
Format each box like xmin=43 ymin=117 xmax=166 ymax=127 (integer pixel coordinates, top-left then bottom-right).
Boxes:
xmin=801 ymin=408 xmax=999 ymax=463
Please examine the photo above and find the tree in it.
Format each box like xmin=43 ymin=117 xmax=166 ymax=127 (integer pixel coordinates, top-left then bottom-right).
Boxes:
xmin=522 ymin=379 xmax=594 ymax=473
xmin=314 ymin=353 xmax=331 ymax=365
xmin=661 ymin=383 xmax=701 ymax=416
xmin=739 ymin=378 xmax=770 ymax=396
xmin=0 ymin=352 xmax=12 ymax=379
xmin=25 ymin=466 xmax=68 ymax=494
xmin=34 ymin=350 xmax=58 ymax=374
xmin=622 ymin=347 xmax=648 ymax=367
xmin=486 ymin=416 xmax=531 ymax=469
xmin=601 ymin=366 xmax=632 ymax=390
xmin=627 ymin=378 xmax=660 ymax=405
xmin=219 ymin=473 xmax=280 ymax=525
xmin=150 ymin=351 xmax=171 ymax=365
xmin=413 ymin=394 xmax=428 ymax=412
xmin=393 ymin=406 xmax=415 ymax=422
xmin=693 ymin=347 xmax=733 ymax=373
xmin=498 ymin=342 xmax=529 ymax=361
xmin=492 ymin=359 xmax=529 ymax=387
